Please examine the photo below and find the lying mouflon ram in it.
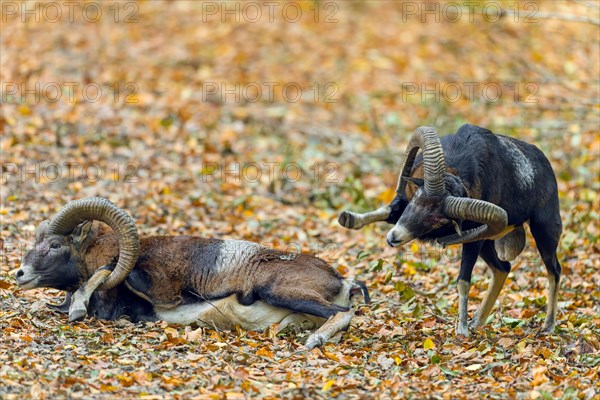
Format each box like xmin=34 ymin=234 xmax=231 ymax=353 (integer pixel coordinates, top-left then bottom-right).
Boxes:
xmin=16 ymin=197 xmax=369 ymax=349
xmin=339 ymin=124 xmax=562 ymax=336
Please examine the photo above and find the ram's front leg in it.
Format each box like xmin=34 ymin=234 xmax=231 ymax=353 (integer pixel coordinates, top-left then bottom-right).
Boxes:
xmin=338 ymin=207 xmax=391 ymax=229
xmin=69 ymin=265 xmax=114 ymax=321
xmin=338 ymin=193 xmax=407 ymax=229
xmin=456 ymin=242 xmax=483 ymax=336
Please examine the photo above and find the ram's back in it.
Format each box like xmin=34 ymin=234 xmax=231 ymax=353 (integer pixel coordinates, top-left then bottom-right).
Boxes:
xmin=408 ymin=124 xmax=558 ymax=225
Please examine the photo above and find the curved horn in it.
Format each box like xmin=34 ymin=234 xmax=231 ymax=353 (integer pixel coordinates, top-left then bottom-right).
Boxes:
xmin=395 ymin=126 xmax=446 ymax=197
xmin=437 ymin=197 xmax=508 ymax=245
xmin=47 ymin=197 xmax=139 ymax=290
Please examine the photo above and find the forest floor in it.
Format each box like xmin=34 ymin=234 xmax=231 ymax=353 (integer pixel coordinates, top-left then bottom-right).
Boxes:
xmin=1 ymin=1 xmax=599 ymax=399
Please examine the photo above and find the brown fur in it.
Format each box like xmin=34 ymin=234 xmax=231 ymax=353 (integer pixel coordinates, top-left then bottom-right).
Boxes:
xmin=81 ymin=224 xmax=119 ymax=280
xmin=20 ymin=212 xmax=369 ymax=346
xmin=405 ymin=164 xmax=424 ymax=199
xmin=81 ymin=223 xmax=347 ymax=310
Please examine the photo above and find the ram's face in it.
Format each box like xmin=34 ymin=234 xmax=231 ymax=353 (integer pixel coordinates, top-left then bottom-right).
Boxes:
xmin=386 ymin=187 xmax=450 ymax=247
xmin=15 ymin=222 xmax=85 ymax=291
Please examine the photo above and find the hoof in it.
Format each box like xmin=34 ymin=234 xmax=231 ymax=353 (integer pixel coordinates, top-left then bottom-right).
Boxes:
xmin=468 ymin=319 xmax=483 ymax=330
xmin=338 ymin=211 xmax=358 ymax=229
xmin=455 ymin=324 xmax=470 ymax=338
xmin=68 ymin=306 xmax=88 ymax=322
xmin=305 ymin=334 xmax=325 ymax=349
xmin=536 ymin=324 xmax=555 ymax=336
xmin=68 ymin=297 xmax=89 ymax=322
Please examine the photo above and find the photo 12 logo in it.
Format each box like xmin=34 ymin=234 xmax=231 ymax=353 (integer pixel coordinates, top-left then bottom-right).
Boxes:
xmin=200 ymin=162 xmax=339 ymax=184
xmin=200 ymin=1 xmax=340 ymax=23
xmin=1 ymin=162 xmax=140 ymax=184
xmin=1 ymin=82 xmax=139 ymax=104
xmin=201 ymin=82 xmax=339 ymax=104
xmin=400 ymin=1 xmax=539 ymax=23
xmin=401 ymin=82 xmax=539 ymax=104
xmin=1 ymin=1 xmax=139 ymax=23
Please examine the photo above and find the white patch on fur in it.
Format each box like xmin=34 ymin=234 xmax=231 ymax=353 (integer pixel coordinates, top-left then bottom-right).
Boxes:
xmin=155 ymin=294 xmax=323 ymax=331
xmin=386 ymin=224 xmax=414 ymax=247
xmin=216 ymin=240 xmax=261 ymax=273
xmin=332 ymin=280 xmax=353 ymax=308
xmin=15 ymin=264 xmax=41 ymax=289
xmin=498 ymin=136 xmax=535 ymax=190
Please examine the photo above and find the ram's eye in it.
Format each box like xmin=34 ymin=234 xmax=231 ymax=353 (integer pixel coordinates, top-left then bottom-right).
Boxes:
xmin=50 ymin=242 xmax=61 ymax=249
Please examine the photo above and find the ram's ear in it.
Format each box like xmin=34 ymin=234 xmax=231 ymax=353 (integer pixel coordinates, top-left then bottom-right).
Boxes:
xmin=401 ymin=176 xmax=424 ymax=187
xmin=444 ymin=174 xmax=468 ymax=197
xmin=70 ymin=221 xmax=94 ymax=248
xmin=35 ymin=220 xmax=51 ymax=242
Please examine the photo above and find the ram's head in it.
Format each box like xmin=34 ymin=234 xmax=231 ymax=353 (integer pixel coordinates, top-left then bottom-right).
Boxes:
xmin=16 ymin=197 xmax=140 ymax=319
xmin=386 ymin=127 xmax=508 ymax=247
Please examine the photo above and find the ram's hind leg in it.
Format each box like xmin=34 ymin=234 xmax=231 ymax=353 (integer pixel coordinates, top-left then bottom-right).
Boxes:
xmin=470 ymin=240 xmax=510 ymax=329
xmin=305 ymin=308 xmax=354 ymax=349
xmin=338 ymin=206 xmax=391 ymax=230
xmin=261 ymin=288 xmax=349 ymax=320
xmin=266 ymin=294 xmax=350 ymax=348
xmin=529 ymin=210 xmax=562 ymax=334
xmin=304 ymin=280 xmax=367 ymax=349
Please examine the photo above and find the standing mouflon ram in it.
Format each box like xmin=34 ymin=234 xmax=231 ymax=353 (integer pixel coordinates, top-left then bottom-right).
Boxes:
xmin=16 ymin=197 xmax=369 ymax=349
xmin=339 ymin=124 xmax=562 ymax=336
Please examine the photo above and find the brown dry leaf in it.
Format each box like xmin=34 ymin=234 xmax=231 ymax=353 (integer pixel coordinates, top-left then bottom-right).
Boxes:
xmin=183 ymin=328 xmax=204 ymax=342
xmin=497 ymin=337 xmax=516 ymax=348
xmin=255 ymin=347 xmax=274 ymax=359
xmin=1 ymin=1 xmax=598 ymax=399
xmin=164 ymin=327 xmax=179 ymax=339
xmin=531 ymin=366 xmax=549 ymax=387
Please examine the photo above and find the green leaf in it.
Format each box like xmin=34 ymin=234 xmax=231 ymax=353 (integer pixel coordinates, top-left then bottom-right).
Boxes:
xmin=233 ymin=196 xmax=247 ymax=207
xmin=539 ymin=391 xmax=554 ymax=400
xmin=383 ymin=270 xmax=393 ymax=284
xmin=357 ymin=250 xmax=371 ymax=260
xmin=435 ymin=298 xmax=448 ymax=311
xmin=440 ymin=366 xmax=460 ymax=377
xmin=501 ymin=317 xmax=523 ymax=328
xmin=394 ymin=281 xmax=415 ymax=301
xmin=369 ymin=259 xmax=384 ymax=271
xmin=534 ymin=296 xmax=547 ymax=307
xmin=412 ymin=261 xmax=430 ymax=272
xmin=413 ymin=302 xmax=424 ymax=319
xmin=160 ymin=116 xmax=175 ymax=128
